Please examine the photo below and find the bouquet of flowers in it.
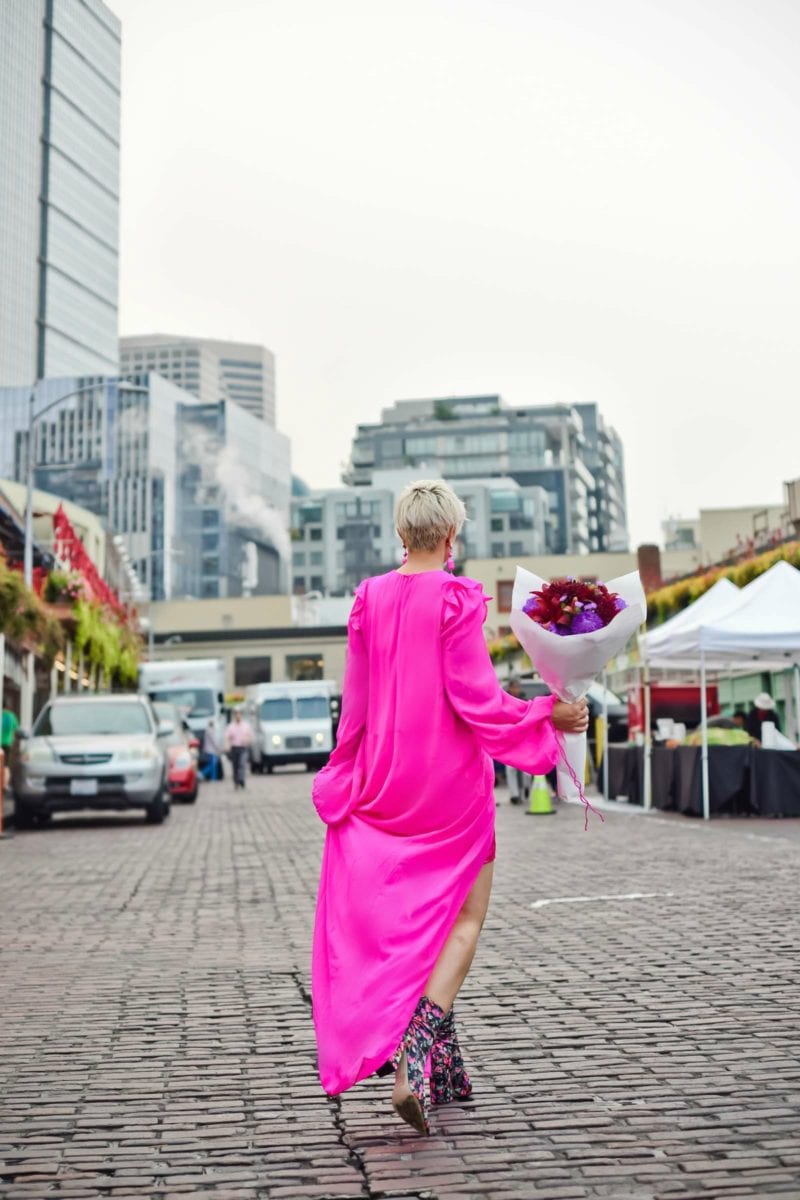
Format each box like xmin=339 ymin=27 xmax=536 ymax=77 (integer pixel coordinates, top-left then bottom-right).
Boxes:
xmin=509 ymin=569 xmax=646 ymax=824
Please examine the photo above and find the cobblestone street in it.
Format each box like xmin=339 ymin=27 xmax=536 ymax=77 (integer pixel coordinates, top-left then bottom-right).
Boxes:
xmin=2 ymin=772 xmax=800 ymax=1200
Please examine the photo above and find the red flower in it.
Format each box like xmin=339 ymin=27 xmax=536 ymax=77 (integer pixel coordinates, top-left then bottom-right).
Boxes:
xmin=523 ymin=578 xmax=625 ymax=635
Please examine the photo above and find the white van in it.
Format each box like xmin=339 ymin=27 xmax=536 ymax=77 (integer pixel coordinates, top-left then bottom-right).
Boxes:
xmin=245 ymin=680 xmax=337 ymax=772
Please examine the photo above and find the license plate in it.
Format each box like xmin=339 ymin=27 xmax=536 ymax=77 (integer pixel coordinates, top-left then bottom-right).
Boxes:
xmin=70 ymin=778 xmax=99 ymax=796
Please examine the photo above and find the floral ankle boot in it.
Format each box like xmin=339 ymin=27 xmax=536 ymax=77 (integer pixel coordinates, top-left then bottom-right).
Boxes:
xmin=430 ymin=1006 xmax=473 ymax=1105
xmin=391 ymin=995 xmax=446 ymax=1134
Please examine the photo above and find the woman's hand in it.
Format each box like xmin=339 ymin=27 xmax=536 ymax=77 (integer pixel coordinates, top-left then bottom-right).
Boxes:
xmin=552 ymin=698 xmax=589 ymax=734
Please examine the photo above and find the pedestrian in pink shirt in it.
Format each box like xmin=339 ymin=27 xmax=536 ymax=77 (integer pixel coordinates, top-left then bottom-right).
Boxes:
xmin=311 ymin=480 xmax=588 ymax=1134
xmin=224 ymin=710 xmax=252 ymax=790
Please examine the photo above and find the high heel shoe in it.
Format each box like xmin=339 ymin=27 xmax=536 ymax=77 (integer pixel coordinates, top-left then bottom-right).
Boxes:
xmin=430 ymin=1006 xmax=473 ymax=1106
xmin=391 ymin=995 xmax=445 ymax=1135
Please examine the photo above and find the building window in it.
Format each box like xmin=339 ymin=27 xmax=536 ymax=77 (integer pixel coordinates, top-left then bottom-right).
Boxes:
xmin=491 ymin=542 xmax=504 ymax=557
xmin=202 ymin=532 xmax=219 ymax=551
xmin=286 ymin=653 xmax=324 ymax=681
xmin=201 ymin=509 xmax=219 ymax=528
xmin=309 ymin=551 xmax=323 ymax=566
xmin=292 ymin=550 xmax=305 ymax=566
xmin=509 ymin=541 xmax=523 ymax=555
xmin=310 ymin=575 xmax=324 ymax=590
xmin=235 ymin=656 xmax=272 ymax=686
xmin=497 ymin=581 xmax=514 ymax=612
xmin=490 ymin=517 xmax=503 ymax=532
xmin=309 ymin=527 xmax=323 ymax=541
xmin=293 ymin=576 xmax=306 ymax=593
xmin=490 ymin=490 xmax=520 ymax=513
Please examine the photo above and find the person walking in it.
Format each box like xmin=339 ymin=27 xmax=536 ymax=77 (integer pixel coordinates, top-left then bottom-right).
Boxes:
xmin=200 ymin=719 xmax=222 ymax=781
xmin=224 ymin=710 xmax=252 ymax=789
xmin=311 ymin=479 xmax=588 ymax=1135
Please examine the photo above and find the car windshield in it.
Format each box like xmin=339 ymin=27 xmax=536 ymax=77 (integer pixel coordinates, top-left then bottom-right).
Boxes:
xmin=260 ymin=698 xmax=293 ymax=721
xmin=36 ymin=702 xmax=152 ymax=737
xmin=296 ymin=696 xmax=329 ymax=719
xmin=149 ymin=688 xmax=214 ymax=718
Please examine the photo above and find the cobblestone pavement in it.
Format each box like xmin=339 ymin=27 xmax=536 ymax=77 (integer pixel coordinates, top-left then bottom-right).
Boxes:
xmin=2 ymin=772 xmax=800 ymax=1200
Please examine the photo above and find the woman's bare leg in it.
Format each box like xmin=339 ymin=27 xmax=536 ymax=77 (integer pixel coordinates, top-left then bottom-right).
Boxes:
xmin=424 ymin=861 xmax=494 ymax=1012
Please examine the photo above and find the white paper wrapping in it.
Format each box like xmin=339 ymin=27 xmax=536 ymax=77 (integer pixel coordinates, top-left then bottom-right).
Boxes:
xmin=509 ymin=568 xmax=646 ymax=802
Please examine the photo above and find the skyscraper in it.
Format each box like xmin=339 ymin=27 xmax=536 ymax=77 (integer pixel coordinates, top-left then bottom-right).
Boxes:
xmin=0 ymin=0 xmax=121 ymax=385
xmin=120 ymin=334 xmax=276 ymax=425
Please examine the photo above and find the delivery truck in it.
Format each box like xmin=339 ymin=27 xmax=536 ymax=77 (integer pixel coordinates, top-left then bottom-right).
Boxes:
xmin=139 ymin=659 xmax=226 ymax=740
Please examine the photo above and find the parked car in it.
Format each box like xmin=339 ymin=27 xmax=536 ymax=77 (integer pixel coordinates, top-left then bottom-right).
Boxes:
xmin=13 ymin=694 xmax=171 ymax=828
xmin=516 ymin=677 xmax=628 ymax=742
xmin=152 ymin=700 xmax=200 ymax=804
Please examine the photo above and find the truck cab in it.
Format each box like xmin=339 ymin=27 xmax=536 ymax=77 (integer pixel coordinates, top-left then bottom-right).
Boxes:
xmin=245 ymin=681 xmax=337 ymax=773
xmin=138 ymin=659 xmax=226 ymax=743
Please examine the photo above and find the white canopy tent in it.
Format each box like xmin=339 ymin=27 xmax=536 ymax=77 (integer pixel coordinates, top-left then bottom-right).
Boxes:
xmin=644 ymin=577 xmax=741 ymax=666
xmin=640 ymin=561 xmax=800 ymax=819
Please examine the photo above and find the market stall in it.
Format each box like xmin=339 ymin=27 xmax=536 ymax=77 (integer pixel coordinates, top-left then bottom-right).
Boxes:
xmin=634 ymin=561 xmax=800 ymax=819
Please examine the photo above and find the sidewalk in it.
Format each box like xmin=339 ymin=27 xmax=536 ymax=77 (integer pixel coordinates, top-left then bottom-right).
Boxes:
xmin=1 ymin=773 xmax=799 ymax=1198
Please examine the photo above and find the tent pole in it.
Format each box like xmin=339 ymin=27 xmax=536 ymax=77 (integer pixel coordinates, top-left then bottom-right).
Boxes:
xmin=642 ymin=652 xmax=652 ymax=812
xmin=601 ymin=668 xmax=609 ymax=802
xmin=701 ymin=649 xmax=710 ymax=821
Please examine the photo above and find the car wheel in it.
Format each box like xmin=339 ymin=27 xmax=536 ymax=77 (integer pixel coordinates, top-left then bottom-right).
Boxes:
xmin=37 ymin=810 xmax=53 ymax=824
xmin=145 ymin=791 xmax=168 ymax=824
xmin=14 ymin=800 xmax=36 ymax=830
xmin=265 ymin=762 xmax=274 ymax=774
xmin=185 ymin=786 xmax=198 ymax=803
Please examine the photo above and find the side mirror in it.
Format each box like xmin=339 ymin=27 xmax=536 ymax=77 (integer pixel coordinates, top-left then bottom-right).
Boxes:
xmin=157 ymin=719 xmax=175 ymax=737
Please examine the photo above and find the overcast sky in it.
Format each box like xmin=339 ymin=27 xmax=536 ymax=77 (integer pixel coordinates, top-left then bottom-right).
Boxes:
xmin=112 ymin=0 xmax=800 ymax=547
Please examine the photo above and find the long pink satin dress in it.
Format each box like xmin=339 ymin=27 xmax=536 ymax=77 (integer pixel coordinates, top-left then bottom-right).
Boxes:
xmin=311 ymin=569 xmax=560 ymax=1095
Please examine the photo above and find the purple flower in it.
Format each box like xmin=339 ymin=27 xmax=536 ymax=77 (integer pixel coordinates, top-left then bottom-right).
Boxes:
xmin=613 ymin=595 xmax=627 ymax=612
xmin=570 ymin=610 xmax=605 ymax=634
xmin=522 ymin=596 xmax=540 ymax=616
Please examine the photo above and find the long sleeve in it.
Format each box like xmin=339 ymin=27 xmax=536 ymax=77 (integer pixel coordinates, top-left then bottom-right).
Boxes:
xmin=311 ymin=582 xmax=369 ymax=825
xmin=441 ymin=578 xmax=560 ymax=774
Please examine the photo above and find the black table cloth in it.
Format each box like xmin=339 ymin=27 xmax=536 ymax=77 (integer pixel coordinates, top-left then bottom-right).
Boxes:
xmin=603 ymin=745 xmax=799 ymax=817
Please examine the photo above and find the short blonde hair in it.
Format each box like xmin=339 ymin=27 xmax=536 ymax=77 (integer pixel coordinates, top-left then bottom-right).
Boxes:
xmin=395 ymin=479 xmax=466 ymax=552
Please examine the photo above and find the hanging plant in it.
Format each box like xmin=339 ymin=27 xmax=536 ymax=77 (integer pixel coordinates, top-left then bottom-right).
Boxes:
xmin=648 ymin=540 xmax=800 ymax=625
xmin=0 ymin=561 xmax=47 ymax=644
xmin=39 ymin=615 xmax=65 ymax=666
xmin=44 ymin=569 xmax=84 ymax=605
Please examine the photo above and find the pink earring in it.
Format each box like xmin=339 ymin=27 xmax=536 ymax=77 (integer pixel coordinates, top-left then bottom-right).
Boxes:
xmin=402 ymin=545 xmax=408 ymax=564
xmin=446 ymin=546 xmax=455 ymax=572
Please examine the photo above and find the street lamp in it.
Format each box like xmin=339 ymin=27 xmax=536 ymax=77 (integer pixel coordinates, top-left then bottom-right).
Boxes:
xmin=23 ymin=379 xmax=146 ymax=587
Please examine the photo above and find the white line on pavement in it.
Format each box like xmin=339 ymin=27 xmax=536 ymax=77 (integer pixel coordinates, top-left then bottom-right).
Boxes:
xmin=530 ymin=891 xmax=675 ymax=909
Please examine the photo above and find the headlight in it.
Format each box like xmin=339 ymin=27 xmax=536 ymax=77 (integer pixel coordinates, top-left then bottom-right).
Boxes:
xmin=314 ymin=732 xmax=325 ymax=745
xmin=117 ymin=745 xmax=160 ymax=763
xmin=271 ymin=735 xmax=282 ymax=747
xmin=23 ymin=743 xmax=55 ymax=765
xmin=173 ymin=752 xmax=192 ymax=769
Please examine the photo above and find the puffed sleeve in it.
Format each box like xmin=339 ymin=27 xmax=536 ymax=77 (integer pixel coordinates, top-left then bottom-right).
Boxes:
xmin=311 ymin=581 xmax=369 ymax=825
xmin=441 ymin=578 xmax=560 ymax=774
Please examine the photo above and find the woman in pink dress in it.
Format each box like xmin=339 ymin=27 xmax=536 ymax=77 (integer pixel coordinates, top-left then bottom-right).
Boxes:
xmin=311 ymin=480 xmax=588 ymax=1134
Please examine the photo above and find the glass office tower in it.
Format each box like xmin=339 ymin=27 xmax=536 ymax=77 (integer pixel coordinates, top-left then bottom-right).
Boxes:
xmin=0 ymin=0 xmax=121 ymax=385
